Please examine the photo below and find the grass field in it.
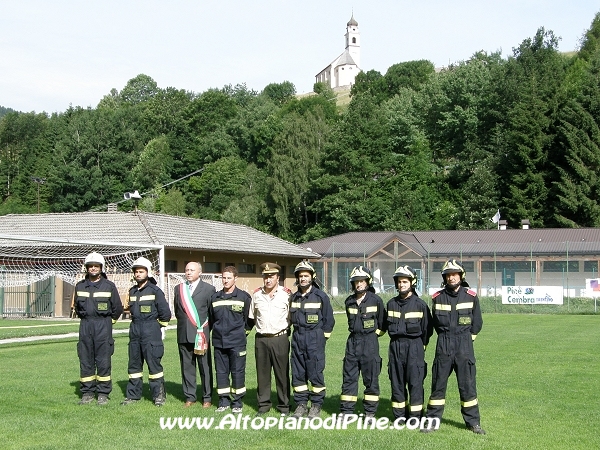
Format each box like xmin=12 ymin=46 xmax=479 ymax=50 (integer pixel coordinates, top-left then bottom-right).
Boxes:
xmin=1 ymin=314 xmax=599 ymax=449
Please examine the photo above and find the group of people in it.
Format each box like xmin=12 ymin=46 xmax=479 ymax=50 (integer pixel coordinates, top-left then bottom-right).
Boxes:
xmin=74 ymin=252 xmax=485 ymax=434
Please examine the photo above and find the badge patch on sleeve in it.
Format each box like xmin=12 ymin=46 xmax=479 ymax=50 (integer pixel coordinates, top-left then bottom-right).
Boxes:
xmin=140 ymin=305 xmax=151 ymax=313
xmin=97 ymin=302 xmax=108 ymax=311
xmin=306 ymin=314 xmax=319 ymax=324
xmin=458 ymin=316 xmax=472 ymax=325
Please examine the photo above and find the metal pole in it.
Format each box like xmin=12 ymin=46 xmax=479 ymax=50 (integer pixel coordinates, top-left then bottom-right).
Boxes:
xmin=566 ymin=241 xmax=570 ymax=312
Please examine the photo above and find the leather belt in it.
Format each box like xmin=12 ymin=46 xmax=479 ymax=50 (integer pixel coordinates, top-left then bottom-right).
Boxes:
xmin=257 ymin=330 xmax=288 ymax=338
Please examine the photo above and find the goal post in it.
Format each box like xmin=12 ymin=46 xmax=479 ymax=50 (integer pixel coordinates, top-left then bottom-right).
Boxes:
xmin=0 ymin=234 xmax=164 ymax=317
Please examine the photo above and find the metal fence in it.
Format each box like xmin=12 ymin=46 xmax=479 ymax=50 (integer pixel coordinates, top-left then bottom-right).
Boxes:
xmin=310 ymin=239 xmax=600 ymax=314
xmin=0 ymin=277 xmax=55 ymax=317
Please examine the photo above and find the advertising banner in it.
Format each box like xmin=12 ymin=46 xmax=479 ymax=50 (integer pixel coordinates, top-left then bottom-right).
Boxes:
xmin=501 ymin=286 xmax=563 ymax=305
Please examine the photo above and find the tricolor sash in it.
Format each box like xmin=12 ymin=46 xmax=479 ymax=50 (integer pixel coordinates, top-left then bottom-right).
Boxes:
xmin=179 ymin=283 xmax=208 ymax=355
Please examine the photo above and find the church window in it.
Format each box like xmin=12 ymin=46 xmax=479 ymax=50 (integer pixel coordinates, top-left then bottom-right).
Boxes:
xmin=352 ymin=37 xmax=356 ymax=44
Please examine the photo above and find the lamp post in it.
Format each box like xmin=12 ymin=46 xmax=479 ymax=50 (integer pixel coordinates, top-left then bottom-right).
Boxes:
xmin=30 ymin=177 xmax=46 ymax=213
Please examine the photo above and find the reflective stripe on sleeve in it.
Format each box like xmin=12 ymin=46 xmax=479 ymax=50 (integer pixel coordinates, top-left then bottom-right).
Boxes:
xmin=388 ymin=310 xmax=401 ymax=318
xmin=77 ymin=291 xmax=90 ymax=297
xmin=435 ymin=304 xmax=451 ymax=311
xmin=405 ymin=311 xmax=423 ymax=319
xmin=365 ymin=306 xmax=378 ymax=313
xmin=93 ymin=292 xmax=112 ymax=298
xmin=347 ymin=308 xmax=358 ymax=315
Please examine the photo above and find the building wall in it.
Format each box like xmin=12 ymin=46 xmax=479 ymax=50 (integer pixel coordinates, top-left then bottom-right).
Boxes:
xmin=314 ymin=256 xmax=600 ymax=297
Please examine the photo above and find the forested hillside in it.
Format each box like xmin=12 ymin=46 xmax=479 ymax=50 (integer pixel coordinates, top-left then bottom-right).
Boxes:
xmin=1 ymin=14 xmax=599 ymax=243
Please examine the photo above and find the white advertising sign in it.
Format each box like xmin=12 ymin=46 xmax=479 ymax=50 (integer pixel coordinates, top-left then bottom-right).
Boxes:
xmin=501 ymin=286 xmax=563 ymax=305
xmin=585 ymin=279 xmax=600 ymax=297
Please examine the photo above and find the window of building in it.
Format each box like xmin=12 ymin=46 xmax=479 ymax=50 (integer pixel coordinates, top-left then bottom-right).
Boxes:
xmin=543 ymin=261 xmax=580 ymax=272
xmin=203 ymin=262 xmax=221 ymax=273
xmin=238 ymin=263 xmax=256 ymax=274
xmin=481 ymin=261 xmax=535 ymax=272
xmin=164 ymin=260 xmax=178 ymax=272
xmin=584 ymin=261 xmax=598 ymax=273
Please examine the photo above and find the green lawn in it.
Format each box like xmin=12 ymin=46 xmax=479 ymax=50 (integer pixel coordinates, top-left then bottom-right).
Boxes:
xmin=1 ymin=314 xmax=599 ymax=449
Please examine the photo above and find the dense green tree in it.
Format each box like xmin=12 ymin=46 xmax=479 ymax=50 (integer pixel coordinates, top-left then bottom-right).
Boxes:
xmin=350 ymin=69 xmax=386 ymax=100
xmin=119 ymin=74 xmax=159 ymax=105
xmin=261 ymin=81 xmax=296 ymax=105
xmin=0 ymin=111 xmax=50 ymax=211
xmin=131 ymin=135 xmax=172 ymax=192
xmin=384 ymin=60 xmax=435 ymax=96
xmin=266 ymin=109 xmax=331 ymax=241
xmin=498 ymin=28 xmax=567 ymax=227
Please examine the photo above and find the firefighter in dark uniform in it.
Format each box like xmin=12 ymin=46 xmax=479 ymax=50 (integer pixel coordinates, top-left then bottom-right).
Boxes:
xmin=75 ymin=252 xmax=123 ymax=405
xmin=121 ymin=257 xmax=171 ymax=406
xmin=387 ymin=265 xmax=433 ymax=421
xmin=210 ymin=266 xmax=252 ymax=413
xmin=290 ymin=260 xmax=335 ymax=419
xmin=339 ymin=266 xmax=386 ymax=420
xmin=422 ymin=259 xmax=486 ymax=434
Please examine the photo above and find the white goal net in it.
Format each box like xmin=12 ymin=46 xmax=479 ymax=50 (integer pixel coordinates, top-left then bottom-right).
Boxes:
xmin=0 ymin=234 xmax=163 ymax=317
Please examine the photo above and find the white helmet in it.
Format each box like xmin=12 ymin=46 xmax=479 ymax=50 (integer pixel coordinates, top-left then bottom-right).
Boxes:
xmin=84 ymin=252 xmax=105 ymax=269
xmin=131 ymin=257 xmax=153 ymax=278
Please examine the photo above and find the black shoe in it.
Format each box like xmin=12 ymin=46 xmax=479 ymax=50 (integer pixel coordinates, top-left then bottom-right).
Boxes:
xmin=468 ymin=424 xmax=486 ymax=435
xmin=154 ymin=385 xmax=166 ymax=406
xmin=97 ymin=394 xmax=109 ymax=405
xmin=121 ymin=398 xmax=139 ymax=405
xmin=307 ymin=404 xmax=321 ymax=418
xmin=78 ymin=393 xmax=95 ymax=405
xmin=292 ymin=403 xmax=308 ymax=418
xmin=255 ymin=410 xmax=267 ymax=417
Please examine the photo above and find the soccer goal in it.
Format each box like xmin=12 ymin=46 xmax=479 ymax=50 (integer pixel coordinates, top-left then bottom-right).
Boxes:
xmin=0 ymin=234 xmax=164 ymax=318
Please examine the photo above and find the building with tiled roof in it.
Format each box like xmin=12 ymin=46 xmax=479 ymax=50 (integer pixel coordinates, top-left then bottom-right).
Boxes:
xmin=299 ymin=228 xmax=600 ymax=297
xmin=0 ymin=211 xmax=318 ymax=316
xmin=315 ymin=14 xmax=361 ymax=89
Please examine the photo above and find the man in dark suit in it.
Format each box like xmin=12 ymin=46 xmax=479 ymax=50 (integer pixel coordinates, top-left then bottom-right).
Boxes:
xmin=174 ymin=261 xmax=216 ymax=408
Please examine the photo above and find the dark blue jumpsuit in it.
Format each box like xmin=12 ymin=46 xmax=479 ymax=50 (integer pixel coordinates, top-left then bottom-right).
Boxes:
xmin=125 ymin=280 xmax=171 ymax=401
xmin=75 ymin=275 xmax=123 ymax=396
xmin=425 ymin=286 xmax=483 ymax=427
xmin=387 ymin=292 xmax=433 ymax=419
xmin=340 ymin=290 xmax=386 ymax=415
xmin=289 ymin=285 xmax=335 ymax=407
xmin=209 ymin=287 xmax=252 ymax=409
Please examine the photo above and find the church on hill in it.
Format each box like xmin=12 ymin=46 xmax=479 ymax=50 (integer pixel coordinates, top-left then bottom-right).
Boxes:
xmin=315 ymin=14 xmax=361 ymax=90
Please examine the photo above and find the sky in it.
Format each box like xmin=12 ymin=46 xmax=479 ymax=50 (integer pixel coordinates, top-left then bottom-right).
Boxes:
xmin=1 ymin=1 xmax=598 ymax=114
